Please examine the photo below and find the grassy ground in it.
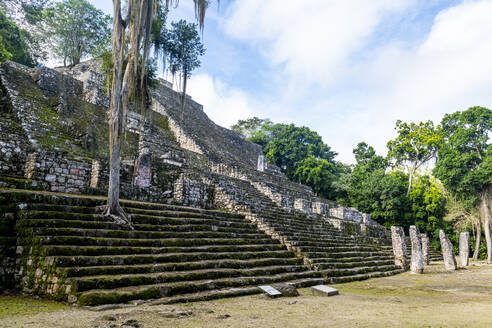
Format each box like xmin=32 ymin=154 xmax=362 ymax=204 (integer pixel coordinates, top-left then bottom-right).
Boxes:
xmin=0 ymin=262 xmax=491 ymax=328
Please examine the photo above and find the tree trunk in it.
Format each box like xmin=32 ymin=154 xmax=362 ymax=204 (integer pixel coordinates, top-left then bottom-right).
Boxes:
xmin=472 ymin=219 xmax=481 ymax=260
xmin=105 ymin=0 xmax=130 ymax=225
xmin=481 ymin=190 xmax=491 ymax=263
xmin=406 ymin=162 xmax=417 ymax=196
xmin=180 ymin=69 xmax=187 ymax=122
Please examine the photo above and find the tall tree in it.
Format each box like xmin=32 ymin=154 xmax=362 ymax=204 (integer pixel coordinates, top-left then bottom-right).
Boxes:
xmin=265 ymin=124 xmax=337 ymax=179
xmin=387 ymin=120 xmax=442 ymax=195
xmin=231 ymin=117 xmax=274 ymax=148
xmin=0 ymin=9 xmax=35 ymax=66
xmin=434 ymin=106 xmax=492 ymax=263
xmin=41 ymin=0 xmax=111 ymax=66
xmin=105 ymin=0 xmax=209 ymax=222
xmin=161 ymin=19 xmax=205 ymax=116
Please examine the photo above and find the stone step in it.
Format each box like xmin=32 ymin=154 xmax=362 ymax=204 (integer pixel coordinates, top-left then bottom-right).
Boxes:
xmin=53 ymin=250 xmax=298 ymax=267
xmin=305 ymin=250 xmax=394 ymax=259
xmin=0 ymin=189 xmax=245 ymax=219
xmin=21 ymin=219 xmax=259 ymax=234
xmin=320 ymin=264 xmax=399 ymax=278
xmin=20 ymin=210 xmax=250 ymax=227
xmin=37 ymin=235 xmax=278 ymax=248
xmin=146 ymin=277 xmax=324 ymax=306
xmin=34 ymin=227 xmax=268 ymax=240
xmin=42 ymin=243 xmax=287 ymax=257
xmin=77 ymin=271 xmax=322 ymax=306
xmin=72 ymin=265 xmax=311 ymax=292
xmin=63 ymin=258 xmax=304 ymax=277
xmin=297 ymin=245 xmax=389 ymax=254
xmin=314 ymin=259 xmax=395 ymax=270
xmin=310 ymin=255 xmax=394 ymax=264
xmin=327 ymin=269 xmax=404 ymax=284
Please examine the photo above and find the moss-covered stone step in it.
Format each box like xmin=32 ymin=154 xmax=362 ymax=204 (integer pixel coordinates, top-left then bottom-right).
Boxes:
xmin=327 ymin=269 xmax=404 ymax=284
xmin=19 ymin=210 xmax=250 ymax=228
xmin=314 ymin=259 xmax=395 ymax=270
xmin=43 ymin=243 xmax=287 ymax=256
xmin=37 ymin=235 xmax=277 ymax=248
xmin=297 ymin=245 xmax=388 ymax=254
xmin=122 ymin=207 xmax=246 ymax=222
xmin=72 ymin=265 xmax=311 ymax=292
xmin=305 ymin=250 xmax=393 ymax=259
xmin=54 ymin=250 xmax=298 ymax=267
xmin=63 ymin=257 xmax=304 ymax=277
xmin=310 ymin=255 xmax=394 ymax=264
xmin=34 ymin=227 xmax=267 ymax=240
xmin=0 ymin=189 xmax=245 ymax=219
xmin=320 ymin=264 xmax=399 ymax=278
xmin=77 ymin=271 xmax=322 ymax=306
xmin=291 ymin=240 xmax=380 ymax=247
xmin=148 ymin=277 xmax=324 ymax=306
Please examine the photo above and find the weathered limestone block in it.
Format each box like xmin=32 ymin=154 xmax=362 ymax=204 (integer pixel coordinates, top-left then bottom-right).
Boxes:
xmin=409 ymin=226 xmax=424 ymax=274
xmin=421 ymin=233 xmax=430 ymax=265
xmin=294 ymin=199 xmax=311 ymax=214
xmin=459 ymin=232 xmax=470 ymax=267
xmin=439 ymin=230 xmax=457 ymax=271
xmin=391 ymin=226 xmax=408 ymax=270
xmin=312 ymin=202 xmax=332 ymax=216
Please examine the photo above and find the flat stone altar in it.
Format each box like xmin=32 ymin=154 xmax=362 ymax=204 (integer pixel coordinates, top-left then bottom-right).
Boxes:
xmin=311 ymin=285 xmax=339 ymax=297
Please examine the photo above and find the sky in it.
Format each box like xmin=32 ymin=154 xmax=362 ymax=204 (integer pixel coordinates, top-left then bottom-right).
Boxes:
xmin=89 ymin=0 xmax=492 ymax=164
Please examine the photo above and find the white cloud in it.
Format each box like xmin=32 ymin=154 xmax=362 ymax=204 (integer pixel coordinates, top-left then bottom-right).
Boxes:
xmin=223 ymin=0 xmax=414 ymax=88
xmin=217 ymin=0 xmax=492 ymax=164
xmin=187 ymin=74 xmax=260 ymax=128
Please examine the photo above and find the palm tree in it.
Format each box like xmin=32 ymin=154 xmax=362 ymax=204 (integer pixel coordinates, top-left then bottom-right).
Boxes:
xmin=104 ymin=0 xmax=210 ymax=223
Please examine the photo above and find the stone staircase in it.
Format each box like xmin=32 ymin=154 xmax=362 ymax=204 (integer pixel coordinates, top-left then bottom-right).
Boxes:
xmin=1 ymin=189 xmax=323 ymax=306
xmin=208 ymin=174 xmax=404 ymax=284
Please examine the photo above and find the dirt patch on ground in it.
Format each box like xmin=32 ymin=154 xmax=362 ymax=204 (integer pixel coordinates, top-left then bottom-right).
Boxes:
xmin=1 ymin=262 xmax=491 ymax=328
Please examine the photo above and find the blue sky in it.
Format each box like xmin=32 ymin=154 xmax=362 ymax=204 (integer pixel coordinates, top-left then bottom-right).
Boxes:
xmin=89 ymin=0 xmax=492 ymax=164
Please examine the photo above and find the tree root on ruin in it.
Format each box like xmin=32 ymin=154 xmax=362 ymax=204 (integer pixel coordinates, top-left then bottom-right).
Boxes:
xmin=98 ymin=204 xmax=134 ymax=230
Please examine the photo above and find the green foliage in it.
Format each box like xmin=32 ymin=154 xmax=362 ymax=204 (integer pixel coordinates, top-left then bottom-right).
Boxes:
xmin=293 ymin=156 xmax=341 ymax=199
xmin=264 ymin=124 xmax=337 ymax=180
xmin=0 ymin=9 xmax=35 ymax=66
xmin=231 ymin=117 xmax=274 ymax=148
xmin=161 ymin=19 xmax=205 ymax=81
xmin=433 ymin=106 xmax=492 ymax=207
xmin=41 ymin=0 xmax=111 ymax=66
xmin=387 ymin=120 xmax=442 ymax=168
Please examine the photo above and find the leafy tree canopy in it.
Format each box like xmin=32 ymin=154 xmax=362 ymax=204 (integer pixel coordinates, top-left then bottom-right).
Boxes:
xmin=41 ymin=0 xmax=111 ymax=66
xmin=264 ymin=123 xmax=337 ymax=180
xmin=433 ymin=106 xmax=492 ymax=207
xmin=231 ymin=117 xmax=274 ymax=148
xmin=0 ymin=9 xmax=35 ymax=66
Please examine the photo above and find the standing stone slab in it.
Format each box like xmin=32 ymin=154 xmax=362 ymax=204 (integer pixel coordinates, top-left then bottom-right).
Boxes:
xmin=409 ymin=226 xmax=424 ymax=274
xmin=439 ymin=230 xmax=457 ymax=271
xmin=421 ymin=233 xmax=430 ymax=265
xmin=459 ymin=232 xmax=470 ymax=267
xmin=391 ymin=226 xmax=408 ymax=270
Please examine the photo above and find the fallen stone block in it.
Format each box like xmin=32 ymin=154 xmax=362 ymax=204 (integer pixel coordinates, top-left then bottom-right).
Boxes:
xmin=311 ymin=285 xmax=339 ymax=297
